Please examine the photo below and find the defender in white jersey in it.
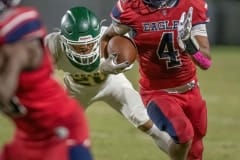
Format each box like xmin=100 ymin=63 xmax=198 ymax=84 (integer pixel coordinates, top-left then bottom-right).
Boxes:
xmin=45 ymin=6 xmax=172 ymax=153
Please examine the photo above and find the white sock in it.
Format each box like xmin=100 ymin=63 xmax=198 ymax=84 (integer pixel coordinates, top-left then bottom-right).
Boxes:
xmin=146 ymin=124 xmax=172 ymax=153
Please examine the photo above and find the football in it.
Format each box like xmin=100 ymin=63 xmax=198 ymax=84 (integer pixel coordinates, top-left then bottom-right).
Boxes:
xmin=106 ymin=35 xmax=138 ymax=64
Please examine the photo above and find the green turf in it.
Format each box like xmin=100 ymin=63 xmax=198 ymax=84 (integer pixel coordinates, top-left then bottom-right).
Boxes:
xmin=1 ymin=46 xmax=240 ymax=160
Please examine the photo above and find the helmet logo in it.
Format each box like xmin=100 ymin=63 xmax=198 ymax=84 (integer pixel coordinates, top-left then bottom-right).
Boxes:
xmin=78 ymin=35 xmax=93 ymax=41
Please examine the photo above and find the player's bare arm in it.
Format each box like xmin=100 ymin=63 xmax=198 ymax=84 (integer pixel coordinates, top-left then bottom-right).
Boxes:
xmin=178 ymin=7 xmax=212 ymax=70
xmin=100 ymin=23 xmax=131 ymax=74
xmin=100 ymin=22 xmax=130 ymax=57
xmin=0 ymin=39 xmax=43 ymax=106
xmin=195 ymin=35 xmax=211 ymax=59
xmin=100 ymin=24 xmax=118 ymax=58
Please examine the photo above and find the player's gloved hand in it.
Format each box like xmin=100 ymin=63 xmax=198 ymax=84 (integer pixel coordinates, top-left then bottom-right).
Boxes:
xmin=177 ymin=7 xmax=199 ymax=55
xmin=99 ymin=54 xmax=131 ymax=74
xmin=0 ymin=96 xmax=27 ymax=117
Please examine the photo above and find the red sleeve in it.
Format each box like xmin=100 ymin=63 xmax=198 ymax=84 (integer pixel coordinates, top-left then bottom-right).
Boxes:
xmin=110 ymin=0 xmax=144 ymax=25
xmin=191 ymin=0 xmax=210 ymax=25
xmin=110 ymin=0 xmax=131 ymax=23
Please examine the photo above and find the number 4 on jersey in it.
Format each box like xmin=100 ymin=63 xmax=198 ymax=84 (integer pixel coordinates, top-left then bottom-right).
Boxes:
xmin=157 ymin=32 xmax=182 ymax=69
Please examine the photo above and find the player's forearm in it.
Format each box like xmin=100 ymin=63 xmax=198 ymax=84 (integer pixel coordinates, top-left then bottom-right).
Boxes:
xmin=100 ymin=24 xmax=127 ymax=58
xmin=100 ymin=27 xmax=116 ymax=58
xmin=100 ymin=35 xmax=109 ymax=58
xmin=0 ymin=40 xmax=43 ymax=103
xmin=0 ymin=54 xmax=22 ymax=104
xmin=190 ymin=36 xmax=212 ymax=70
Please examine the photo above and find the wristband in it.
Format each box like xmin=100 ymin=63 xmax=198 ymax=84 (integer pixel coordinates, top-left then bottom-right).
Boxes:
xmin=192 ymin=51 xmax=212 ymax=69
xmin=183 ymin=37 xmax=199 ymax=55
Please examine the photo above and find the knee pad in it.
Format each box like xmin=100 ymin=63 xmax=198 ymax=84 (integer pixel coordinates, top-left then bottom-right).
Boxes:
xmin=68 ymin=144 xmax=93 ymax=160
xmin=147 ymin=101 xmax=194 ymax=144
xmin=147 ymin=101 xmax=179 ymax=143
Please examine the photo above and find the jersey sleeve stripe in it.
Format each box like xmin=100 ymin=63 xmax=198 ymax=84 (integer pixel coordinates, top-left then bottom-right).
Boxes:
xmin=22 ymin=27 xmax=46 ymax=40
xmin=5 ymin=19 xmax=44 ymax=43
xmin=117 ymin=0 xmax=124 ymax=12
xmin=0 ymin=10 xmax=39 ymax=37
xmin=110 ymin=0 xmax=126 ymax=23
xmin=111 ymin=6 xmax=121 ymax=23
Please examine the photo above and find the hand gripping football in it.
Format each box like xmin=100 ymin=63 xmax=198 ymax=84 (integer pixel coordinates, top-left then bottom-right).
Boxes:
xmin=106 ymin=35 xmax=138 ymax=64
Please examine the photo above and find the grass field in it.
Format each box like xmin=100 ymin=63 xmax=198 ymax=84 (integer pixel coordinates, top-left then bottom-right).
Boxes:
xmin=0 ymin=46 xmax=240 ymax=160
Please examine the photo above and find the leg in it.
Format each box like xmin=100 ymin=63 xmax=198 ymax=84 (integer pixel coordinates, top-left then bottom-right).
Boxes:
xmin=68 ymin=143 xmax=93 ymax=160
xmin=141 ymin=120 xmax=173 ymax=153
xmin=0 ymin=136 xmax=44 ymax=160
xmin=47 ymin=105 xmax=93 ymax=160
xmin=46 ymin=141 xmax=93 ymax=160
xmin=146 ymin=97 xmax=193 ymax=160
xmin=102 ymin=74 xmax=172 ymax=153
xmin=186 ymin=88 xmax=207 ymax=160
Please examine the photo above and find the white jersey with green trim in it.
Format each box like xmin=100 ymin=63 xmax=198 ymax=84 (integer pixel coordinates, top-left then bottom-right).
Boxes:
xmin=45 ymin=27 xmax=109 ymax=86
xmin=44 ymin=26 xmax=149 ymax=128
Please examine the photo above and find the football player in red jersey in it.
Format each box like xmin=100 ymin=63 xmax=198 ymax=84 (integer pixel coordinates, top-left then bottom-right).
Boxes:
xmin=0 ymin=1 xmax=93 ymax=160
xmin=100 ymin=0 xmax=211 ymax=160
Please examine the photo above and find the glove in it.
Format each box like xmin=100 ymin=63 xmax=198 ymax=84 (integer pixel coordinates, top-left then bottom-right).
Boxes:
xmin=99 ymin=54 xmax=131 ymax=74
xmin=177 ymin=7 xmax=199 ymax=55
xmin=0 ymin=96 xmax=27 ymax=117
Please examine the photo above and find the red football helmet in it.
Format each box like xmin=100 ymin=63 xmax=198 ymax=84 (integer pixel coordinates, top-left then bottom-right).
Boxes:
xmin=143 ymin=0 xmax=177 ymax=9
xmin=0 ymin=0 xmax=21 ymax=12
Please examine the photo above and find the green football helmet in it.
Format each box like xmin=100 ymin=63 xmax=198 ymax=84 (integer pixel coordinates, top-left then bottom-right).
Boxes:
xmin=60 ymin=6 xmax=102 ymax=72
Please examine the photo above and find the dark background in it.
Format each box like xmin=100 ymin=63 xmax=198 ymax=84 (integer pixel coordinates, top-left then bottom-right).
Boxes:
xmin=22 ymin=0 xmax=240 ymax=45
